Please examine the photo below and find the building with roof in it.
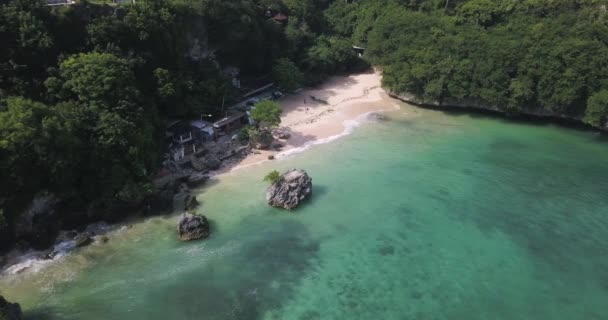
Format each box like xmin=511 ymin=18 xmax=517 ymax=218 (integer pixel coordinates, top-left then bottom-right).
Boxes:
xmin=272 ymin=13 xmax=289 ymax=24
xmin=213 ymin=111 xmax=247 ymax=138
xmin=191 ymin=120 xmax=215 ymax=142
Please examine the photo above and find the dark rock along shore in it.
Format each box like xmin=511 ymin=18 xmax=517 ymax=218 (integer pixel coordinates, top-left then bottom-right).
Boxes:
xmin=389 ymin=91 xmax=608 ymax=132
xmin=0 ymin=295 xmax=23 ymax=320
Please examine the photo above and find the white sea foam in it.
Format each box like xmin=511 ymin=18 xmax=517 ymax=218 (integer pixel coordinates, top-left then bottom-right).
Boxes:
xmin=2 ymin=222 xmax=114 ymax=275
xmin=277 ymin=107 xmax=398 ymax=160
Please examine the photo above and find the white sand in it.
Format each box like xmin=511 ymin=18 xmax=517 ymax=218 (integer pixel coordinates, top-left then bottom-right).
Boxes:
xmin=228 ymin=70 xmax=400 ymax=171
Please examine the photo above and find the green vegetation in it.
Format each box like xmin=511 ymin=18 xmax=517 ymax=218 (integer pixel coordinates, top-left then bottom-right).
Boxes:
xmin=264 ymin=170 xmax=282 ymax=184
xmin=272 ymin=58 xmax=304 ymax=91
xmin=0 ymin=0 xmax=366 ymax=250
xmin=252 ymin=100 xmax=282 ymax=129
xmin=242 ymin=126 xmax=273 ymax=148
xmin=326 ymin=0 xmax=608 ymax=123
xmin=584 ymin=91 xmax=608 ymax=127
xmin=3 ymin=0 xmax=606 ymax=251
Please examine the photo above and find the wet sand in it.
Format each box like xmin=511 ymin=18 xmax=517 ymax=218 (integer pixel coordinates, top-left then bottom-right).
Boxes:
xmin=228 ymin=70 xmax=400 ymax=170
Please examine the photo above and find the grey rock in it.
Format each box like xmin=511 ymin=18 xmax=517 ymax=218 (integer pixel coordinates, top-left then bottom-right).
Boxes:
xmin=266 ymin=169 xmax=313 ymax=210
xmin=173 ymin=184 xmax=199 ymax=212
xmin=177 ymin=213 xmax=210 ymax=241
xmin=55 ymin=230 xmax=77 ymax=243
xmin=272 ymin=127 xmax=291 ymax=140
xmin=206 ymin=157 xmax=221 ymax=170
xmin=74 ymin=232 xmax=93 ymax=248
xmin=96 ymin=235 xmax=110 ymax=244
xmin=0 ymin=296 xmax=23 ymax=320
xmin=367 ymin=112 xmax=387 ymax=121
xmin=254 ymin=142 xmax=270 ymax=150
xmin=186 ymin=173 xmax=210 ymax=188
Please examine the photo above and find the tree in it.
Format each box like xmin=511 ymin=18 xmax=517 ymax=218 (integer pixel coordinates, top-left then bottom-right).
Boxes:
xmin=272 ymin=58 xmax=304 ymax=91
xmin=46 ymin=52 xmax=140 ymax=109
xmin=0 ymin=97 xmax=54 ymax=195
xmin=457 ymin=0 xmax=502 ymax=27
xmin=44 ymin=52 xmax=157 ymax=203
xmin=304 ymin=35 xmax=368 ymax=83
xmin=252 ymin=100 xmax=282 ymax=128
xmin=0 ymin=0 xmax=54 ymax=98
xmin=284 ymin=17 xmax=314 ymax=62
xmin=584 ymin=91 xmax=608 ymax=127
xmin=264 ymin=170 xmax=282 ymax=184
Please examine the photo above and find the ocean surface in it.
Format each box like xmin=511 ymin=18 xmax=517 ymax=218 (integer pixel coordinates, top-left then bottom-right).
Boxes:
xmin=2 ymin=105 xmax=608 ymax=320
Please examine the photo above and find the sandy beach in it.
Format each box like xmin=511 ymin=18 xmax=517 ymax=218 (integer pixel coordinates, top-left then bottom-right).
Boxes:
xmin=230 ymin=70 xmax=400 ymax=170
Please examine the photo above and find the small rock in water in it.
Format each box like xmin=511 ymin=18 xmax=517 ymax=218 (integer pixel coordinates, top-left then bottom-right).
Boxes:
xmin=266 ymin=169 xmax=313 ymax=210
xmin=186 ymin=172 xmax=210 ymax=188
xmin=74 ymin=232 xmax=93 ymax=248
xmin=367 ymin=112 xmax=387 ymax=122
xmin=177 ymin=213 xmax=210 ymax=241
xmin=94 ymin=235 xmax=110 ymax=244
xmin=173 ymin=183 xmax=200 ymax=211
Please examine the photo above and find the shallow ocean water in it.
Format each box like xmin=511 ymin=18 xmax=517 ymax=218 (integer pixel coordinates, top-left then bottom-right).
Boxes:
xmin=2 ymin=106 xmax=608 ymax=319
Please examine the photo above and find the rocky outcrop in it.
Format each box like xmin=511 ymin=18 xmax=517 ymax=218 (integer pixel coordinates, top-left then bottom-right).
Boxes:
xmin=205 ymin=156 xmax=221 ymax=170
xmin=15 ymin=192 xmax=62 ymax=249
xmin=0 ymin=296 xmax=23 ymax=320
xmin=388 ymin=91 xmax=608 ymax=131
xmin=272 ymin=127 xmax=291 ymax=140
xmin=177 ymin=213 xmax=210 ymax=241
xmin=266 ymin=169 xmax=313 ymax=210
xmin=74 ymin=231 xmax=93 ymax=248
xmin=173 ymin=183 xmax=199 ymax=212
xmin=148 ymin=170 xmax=207 ymax=215
xmin=367 ymin=112 xmax=388 ymax=122
xmin=186 ymin=172 xmax=209 ymax=188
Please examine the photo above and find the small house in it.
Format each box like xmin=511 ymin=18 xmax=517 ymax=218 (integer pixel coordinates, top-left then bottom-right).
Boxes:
xmin=272 ymin=13 xmax=289 ymax=24
xmin=213 ymin=111 xmax=247 ymax=137
xmin=352 ymin=46 xmax=366 ymax=57
xmin=190 ymin=120 xmax=215 ymax=142
xmin=46 ymin=0 xmax=74 ymax=6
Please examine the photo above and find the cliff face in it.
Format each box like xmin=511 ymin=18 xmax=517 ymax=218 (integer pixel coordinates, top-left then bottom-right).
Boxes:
xmin=388 ymin=91 xmax=608 ymax=132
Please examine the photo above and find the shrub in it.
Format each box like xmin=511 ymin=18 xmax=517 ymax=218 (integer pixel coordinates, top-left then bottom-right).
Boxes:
xmin=252 ymin=100 xmax=281 ymax=128
xmin=264 ymin=170 xmax=282 ymax=184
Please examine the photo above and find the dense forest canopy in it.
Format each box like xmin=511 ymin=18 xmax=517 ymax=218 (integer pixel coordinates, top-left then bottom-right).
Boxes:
xmin=1 ymin=0 xmax=608 ymax=250
xmin=0 ymin=0 xmax=364 ymax=249
xmin=326 ymin=0 xmax=608 ymax=125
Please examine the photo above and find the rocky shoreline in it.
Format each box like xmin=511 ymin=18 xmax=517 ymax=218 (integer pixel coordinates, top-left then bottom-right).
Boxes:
xmin=0 ymin=130 xmax=287 ymax=274
xmin=388 ymin=91 xmax=608 ymax=132
xmin=0 ymin=295 xmax=22 ymax=320
xmin=0 ymin=71 xmax=390 ymax=275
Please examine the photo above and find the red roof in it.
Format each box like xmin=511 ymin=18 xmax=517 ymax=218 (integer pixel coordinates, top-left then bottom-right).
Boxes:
xmin=272 ymin=13 xmax=288 ymax=21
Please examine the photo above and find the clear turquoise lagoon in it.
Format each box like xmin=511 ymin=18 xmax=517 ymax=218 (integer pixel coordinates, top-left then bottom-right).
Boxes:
xmin=2 ymin=106 xmax=608 ymax=319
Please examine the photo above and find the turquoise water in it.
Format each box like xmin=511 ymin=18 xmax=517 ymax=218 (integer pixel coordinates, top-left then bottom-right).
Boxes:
xmin=2 ymin=107 xmax=608 ymax=319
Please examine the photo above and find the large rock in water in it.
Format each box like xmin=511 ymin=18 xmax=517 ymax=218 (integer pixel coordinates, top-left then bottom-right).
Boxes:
xmin=0 ymin=296 xmax=23 ymax=320
xmin=177 ymin=213 xmax=210 ymax=241
xmin=266 ymin=169 xmax=313 ymax=210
